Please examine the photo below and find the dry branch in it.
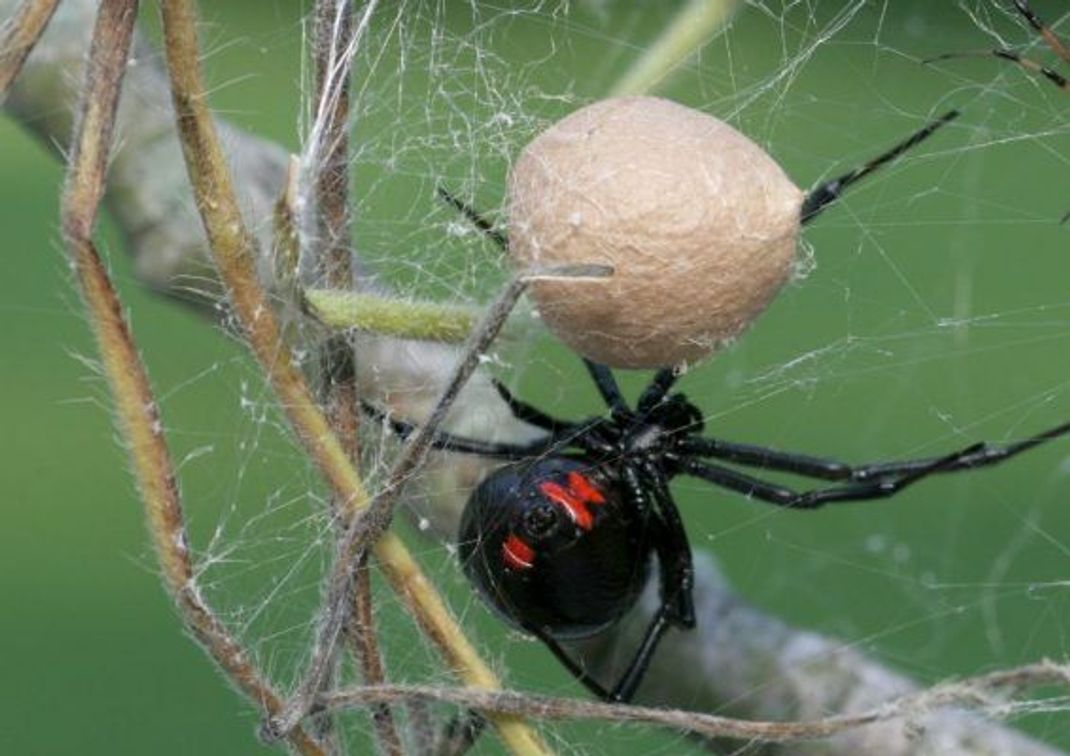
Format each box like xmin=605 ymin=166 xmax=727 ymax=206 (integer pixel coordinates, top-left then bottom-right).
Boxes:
xmin=0 ymin=0 xmax=59 ymax=98
xmin=352 ymin=557 xmax=404 ymax=756
xmin=302 ymin=1 xmax=400 ymax=750
xmin=320 ymin=659 xmax=1070 ymax=745
xmin=55 ymin=0 xmax=323 ymax=753
xmin=4 ymin=1 xmax=1066 ymax=754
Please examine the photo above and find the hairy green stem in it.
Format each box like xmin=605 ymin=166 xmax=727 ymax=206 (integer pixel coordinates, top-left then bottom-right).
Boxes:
xmin=304 ymin=289 xmax=479 ymax=343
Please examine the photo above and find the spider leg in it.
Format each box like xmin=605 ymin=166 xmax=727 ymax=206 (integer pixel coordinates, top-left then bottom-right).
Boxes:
xmin=437 ymin=185 xmax=508 ymax=250
xmin=1013 ymin=0 xmax=1070 ymax=64
xmin=527 ymin=624 xmax=615 ymax=700
xmin=991 ymin=49 xmax=1068 ymax=89
xmin=529 ymin=463 xmax=693 ymax=703
xmin=492 ymin=378 xmax=624 ymax=456
xmin=491 ymin=379 xmax=577 ymax=433
xmin=637 ymin=462 xmax=696 ymax=627
xmin=594 ymin=465 xmax=693 ymax=703
xmin=583 ymin=359 xmax=631 ymax=418
xmin=925 ymin=49 xmax=1069 ymax=91
xmin=636 ymin=367 xmax=680 ymax=413
xmin=680 ymin=443 xmax=987 ymax=510
xmin=363 ymin=402 xmax=557 ymax=459
xmin=606 ymin=611 xmax=675 ymax=703
xmin=924 ymin=2 xmax=1070 ymax=93
xmin=679 ymin=418 xmax=1070 ymax=483
xmin=680 ymin=437 xmax=854 ymax=480
xmin=800 ymin=110 xmax=960 ymax=225
xmin=434 ymin=711 xmax=487 ymax=756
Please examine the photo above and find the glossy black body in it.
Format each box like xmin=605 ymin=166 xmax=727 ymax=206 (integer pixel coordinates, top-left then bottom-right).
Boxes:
xmin=458 ymin=457 xmax=653 ymax=639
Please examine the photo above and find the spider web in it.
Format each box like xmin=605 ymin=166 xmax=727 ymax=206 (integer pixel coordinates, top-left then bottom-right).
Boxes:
xmin=139 ymin=1 xmax=1070 ymax=751
xmin=6 ymin=0 xmax=1070 ymax=753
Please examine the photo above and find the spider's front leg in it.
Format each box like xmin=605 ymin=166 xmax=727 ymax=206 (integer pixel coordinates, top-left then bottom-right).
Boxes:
xmin=1013 ymin=0 xmax=1070 ymax=64
xmin=680 ymin=417 xmax=1070 ymax=493
xmin=681 ymin=445 xmax=979 ymax=510
xmin=924 ymin=0 xmax=1070 ymax=93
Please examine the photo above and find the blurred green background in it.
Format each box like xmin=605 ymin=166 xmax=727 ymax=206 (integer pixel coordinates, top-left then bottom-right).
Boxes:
xmin=4 ymin=1 xmax=1070 ymax=753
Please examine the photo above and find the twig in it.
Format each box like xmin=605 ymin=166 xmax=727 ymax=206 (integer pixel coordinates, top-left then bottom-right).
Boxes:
xmin=57 ymin=1 xmax=323 ymax=754
xmin=320 ymin=660 xmax=1070 ymax=743
xmin=0 ymin=0 xmax=59 ymax=99
xmin=351 ymin=556 xmax=405 ymax=756
xmin=305 ymin=0 xmax=358 ymax=288
xmin=304 ymin=1 xmax=381 ymax=749
xmin=158 ymin=2 xmax=548 ymax=753
xmin=271 ymin=147 xmax=385 ymax=756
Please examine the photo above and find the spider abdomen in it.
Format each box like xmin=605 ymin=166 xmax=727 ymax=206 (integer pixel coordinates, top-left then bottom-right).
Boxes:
xmin=458 ymin=456 xmax=654 ymax=639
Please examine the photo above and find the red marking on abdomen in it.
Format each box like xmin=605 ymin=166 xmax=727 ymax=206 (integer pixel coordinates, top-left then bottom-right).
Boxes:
xmin=567 ymin=471 xmax=605 ymax=504
xmin=538 ymin=472 xmax=606 ymax=531
xmin=502 ymin=533 xmax=535 ymax=570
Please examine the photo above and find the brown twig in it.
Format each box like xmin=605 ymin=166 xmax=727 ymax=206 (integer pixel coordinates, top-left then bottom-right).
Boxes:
xmin=57 ymin=1 xmax=324 ymax=754
xmin=351 ymin=557 xmax=404 ymax=756
xmin=321 ymin=660 xmax=1070 ymax=744
xmin=307 ymin=0 xmax=358 ymax=286
xmin=269 ymin=272 xmax=537 ymax=739
xmin=158 ymin=2 xmax=548 ymax=752
xmin=309 ymin=0 xmax=358 ymax=475
xmin=304 ymin=1 xmax=397 ymax=749
xmin=0 ymin=0 xmax=59 ymax=99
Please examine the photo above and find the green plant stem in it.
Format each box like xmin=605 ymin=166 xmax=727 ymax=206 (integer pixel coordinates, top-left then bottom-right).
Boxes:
xmin=609 ymin=0 xmax=741 ymax=97
xmin=305 ymin=289 xmax=479 ymax=343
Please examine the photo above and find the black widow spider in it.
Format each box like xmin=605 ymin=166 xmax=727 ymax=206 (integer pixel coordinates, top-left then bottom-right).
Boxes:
xmin=368 ymin=102 xmax=1070 ymax=706
xmin=374 ymin=360 xmax=1070 ymax=703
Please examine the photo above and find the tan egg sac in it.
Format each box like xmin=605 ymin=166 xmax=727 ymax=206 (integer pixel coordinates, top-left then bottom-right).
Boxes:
xmin=508 ymin=95 xmax=804 ymax=369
